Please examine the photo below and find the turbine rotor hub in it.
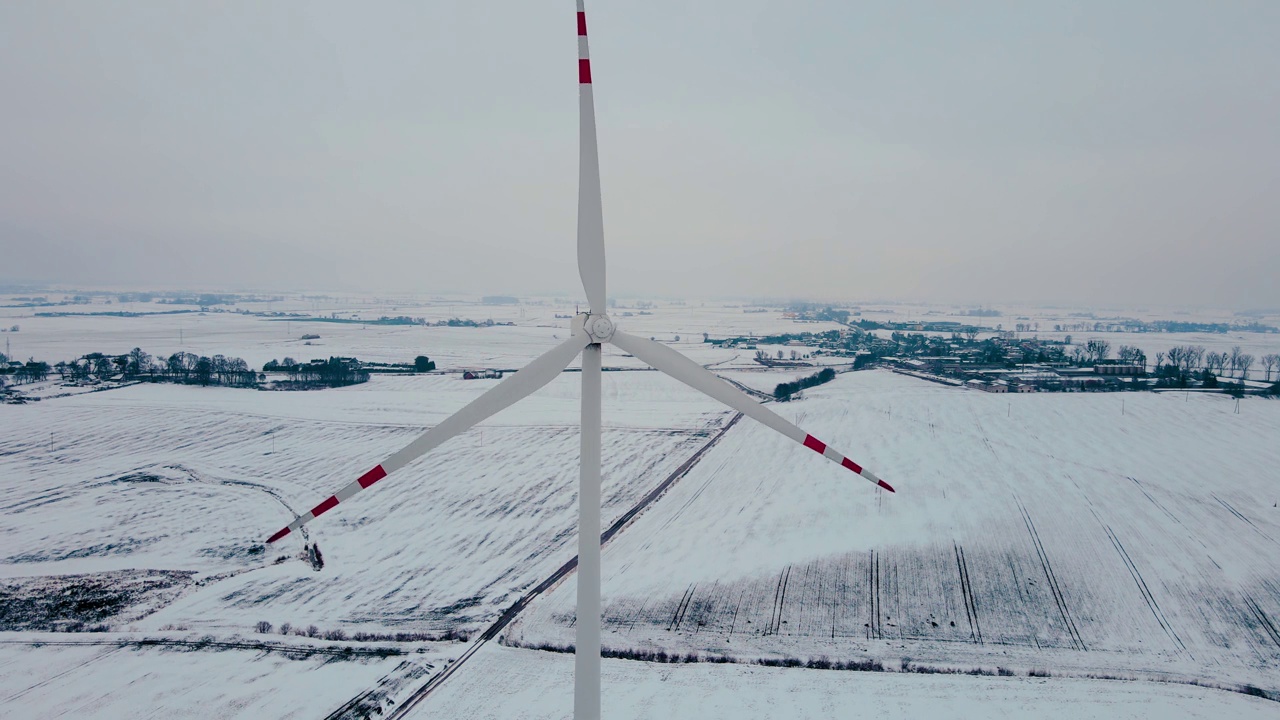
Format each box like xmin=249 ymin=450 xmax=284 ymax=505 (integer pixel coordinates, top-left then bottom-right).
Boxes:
xmin=582 ymin=313 xmax=615 ymax=343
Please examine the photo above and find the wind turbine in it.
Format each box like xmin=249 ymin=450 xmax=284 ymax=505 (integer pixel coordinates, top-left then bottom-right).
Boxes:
xmin=264 ymin=3 xmax=893 ymax=718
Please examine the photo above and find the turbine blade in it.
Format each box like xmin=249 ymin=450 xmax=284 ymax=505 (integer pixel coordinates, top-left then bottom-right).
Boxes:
xmin=576 ymin=0 xmax=606 ymax=314
xmin=265 ymin=333 xmax=591 ymax=543
xmin=610 ymin=330 xmax=893 ymax=493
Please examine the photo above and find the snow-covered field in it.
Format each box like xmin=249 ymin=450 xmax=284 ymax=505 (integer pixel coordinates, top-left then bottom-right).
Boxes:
xmin=2 ymin=296 xmax=1280 ymax=717
xmin=0 ymin=372 xmax=728 ymax=634
xmin=513 ymin=371 xmax=1280 ymax=693
xmin=0 ymin=633 xmax=417 ymax=719
xmin=423 ymin=643 xmax=1278 ymax=720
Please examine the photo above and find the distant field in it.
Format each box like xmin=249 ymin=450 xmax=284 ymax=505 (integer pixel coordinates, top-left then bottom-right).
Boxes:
xmin=5 ymin=295 xmax=1276 ymax=379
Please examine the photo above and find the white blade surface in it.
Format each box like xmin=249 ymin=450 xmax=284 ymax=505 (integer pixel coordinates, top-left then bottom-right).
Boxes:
xmin=266 ymin=333 xmax=591 ymax=543
xmin=577 ymin=0 xmax=606 ymax=314
xmin=610 ymin=330 xmax=893 ymax=492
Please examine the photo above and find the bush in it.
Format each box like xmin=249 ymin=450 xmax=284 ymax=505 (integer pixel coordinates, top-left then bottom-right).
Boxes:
xmin=255 ymin=621 xmax=272 ymax=634
xmin=1240 ymin=685 xmax=1269 ymax=699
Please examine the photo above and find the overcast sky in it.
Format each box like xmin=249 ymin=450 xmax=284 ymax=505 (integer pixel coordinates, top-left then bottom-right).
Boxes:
xmin=1 ymin=1 xmax=1277 ymax=308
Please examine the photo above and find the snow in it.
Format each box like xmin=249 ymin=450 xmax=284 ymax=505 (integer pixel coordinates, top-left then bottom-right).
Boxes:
xmin=0 ymin=372 xmax=729 ymax=637
xmin=420 ymin=644 xmax=1278 ymax=720
xmin=513 ymin=370 xmax=1280 ymax=692
xmin=0 ymin=633 xmax=416 ymax=719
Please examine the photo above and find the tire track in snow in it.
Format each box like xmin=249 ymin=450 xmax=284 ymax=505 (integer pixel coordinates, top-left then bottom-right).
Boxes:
xmin=1243 ymin=595 xmax=1280 ymax=652
xmin=1212 ymin=493 xmax=1280 ymax=548
xmin=1092 ymin=511 xmax=1188 ymax=655
xmin=867 ymin=550 xmax=882 ymax=641
xmin=0 ymin=646 xmax=124 ymax=704
xmin=1127 ymin=476 xmax=1219 ymax=566
xmin=954 ymin=543 xmax=983 ymax=645
xmin=667 ymin=584 xmax=696 ymax=632
xmin=1016 ymin=498 xmax=1086 ymax=651
xmin=764 ymin=565 xmax=792 ymax=637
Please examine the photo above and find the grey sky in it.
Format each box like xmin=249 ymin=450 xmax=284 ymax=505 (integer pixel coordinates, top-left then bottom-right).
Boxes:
xmin=1 ymin=1 xmax=1277 ymax=308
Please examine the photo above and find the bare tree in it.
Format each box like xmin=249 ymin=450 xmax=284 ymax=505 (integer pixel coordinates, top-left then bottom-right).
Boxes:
xmin=1262 ymin=353 xmax=1280 ymax=382
xmin=1229 ymin=346 xmax=1244 ymax=377
xmin=1155 ymin=351 xmax=1166 ymax=371
xmin=1115 ymin=345 xmax=1147 ymax=369
xmin=1205 ymin=352 xmax=1225 ymax=376
xmin=1169 ymin=345 xmax=1198 ymax=374
xmin=1085 ymin=339 xmax=1111 ymax=363
xmin=1238 ymin=353 xmax=1254 ymax=381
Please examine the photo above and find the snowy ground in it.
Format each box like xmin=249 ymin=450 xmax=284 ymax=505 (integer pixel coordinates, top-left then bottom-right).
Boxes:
xmin=421 ymin=643 xmax=1277 ymax=720
xmin=0 ymin=372 xmax=728 ymax=636
xmin=0 ymin=632 xmax=422 ymax=719
xmin=514 ymin=371 xmax=1280 ymax=693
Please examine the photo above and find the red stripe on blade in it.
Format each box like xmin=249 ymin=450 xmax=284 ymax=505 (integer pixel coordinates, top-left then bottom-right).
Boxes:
xmin=802 ymin=435 xmax=826 ymax=454
xmin=878 ymin=479 xmax=895 ymax=493
xmin=266 ymin=527 xmax=291 ymax=543
xmin=310 ymin=495 xmax=339 ymax=518
xmin=579 ymin=59 xmax=592 ymax=83
xmin=577 ymin=11 xmax=587 ymax=35
xmin=841 ymin=457 xmax=863 ymax=474
xmin=357 ymin=465 xmax=387 ymax=489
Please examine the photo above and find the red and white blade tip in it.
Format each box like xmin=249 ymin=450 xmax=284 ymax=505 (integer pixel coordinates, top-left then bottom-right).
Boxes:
xmin=801 ymin=434 xmax=894 ymax=492
xmin=264 ymin=465 xmax=388 ymax=543
xmin=577 ymin=9 xmax=591 ymax=84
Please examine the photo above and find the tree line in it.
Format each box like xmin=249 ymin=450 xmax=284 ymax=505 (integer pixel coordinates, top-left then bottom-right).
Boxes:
xmin=1151 ymin=345 xmax=1277 ymax=383
xmin=0 ymin=347 xmax=257 ymax=388
xmin=774 ymin=367 xmax=838 ymax=401
xmin=262 ymin=357 xmax=369 ymax=388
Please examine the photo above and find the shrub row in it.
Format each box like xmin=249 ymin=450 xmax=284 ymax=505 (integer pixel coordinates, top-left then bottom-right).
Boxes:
xmin=254 ymin=621 xmax=469 ymax=643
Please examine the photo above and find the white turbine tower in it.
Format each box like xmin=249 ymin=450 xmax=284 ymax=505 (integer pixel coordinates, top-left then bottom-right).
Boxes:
xmin=264 ymin=3 xmax=894 ymax=718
